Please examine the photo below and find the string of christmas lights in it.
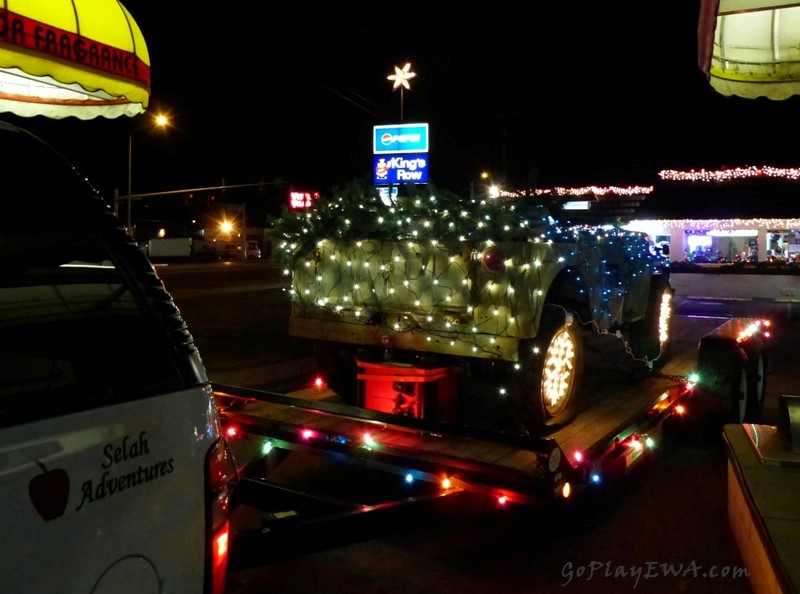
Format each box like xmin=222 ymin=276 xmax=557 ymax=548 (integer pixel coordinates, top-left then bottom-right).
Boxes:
xmin=659 ymin=165 xmax=800 ymax=182
xmin=277 ymin=182 xmax=665 ymax=362
xmin=496 ymin=186 xmax=654 ymax=199
xmin=629 ymin=218 xmax=800 ymax=231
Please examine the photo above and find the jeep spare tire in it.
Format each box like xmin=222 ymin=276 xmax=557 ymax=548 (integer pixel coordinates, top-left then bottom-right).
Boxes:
xmin=510 ymin=305 xmax=584 ymax=434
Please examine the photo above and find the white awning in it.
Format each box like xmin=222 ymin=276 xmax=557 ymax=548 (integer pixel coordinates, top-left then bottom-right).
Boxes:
xmin=699 ymin=0 xmax=800 ymax=100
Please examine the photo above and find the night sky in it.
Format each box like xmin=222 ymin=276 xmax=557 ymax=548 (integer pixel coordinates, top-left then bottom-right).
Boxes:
xmin=7 ymin=1 xmax=800 ymax=203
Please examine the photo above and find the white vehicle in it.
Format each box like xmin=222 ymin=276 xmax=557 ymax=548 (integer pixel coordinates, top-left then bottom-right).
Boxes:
xmin=214 ymin=240 xmax=261 ymax=260
xmin=0 ymin=120 xmax=238 ymax=594
xmin=147 ymin=237 xmax=194 ymax=259
xmin=245 ymin=240 xmax=262 ymax=259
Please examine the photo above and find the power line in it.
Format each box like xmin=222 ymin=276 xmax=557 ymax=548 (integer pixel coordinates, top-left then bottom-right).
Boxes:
xmin=122 ymin=181 xmax=285 ymax=200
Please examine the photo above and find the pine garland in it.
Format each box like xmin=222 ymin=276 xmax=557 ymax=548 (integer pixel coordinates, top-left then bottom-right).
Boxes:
xmin=274 ymin=178 xmax=553 ymax=264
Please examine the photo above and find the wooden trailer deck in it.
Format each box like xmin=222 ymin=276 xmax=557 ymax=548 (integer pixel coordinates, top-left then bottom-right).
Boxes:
xmin=216 ymin=314 xmax=733 ymax=502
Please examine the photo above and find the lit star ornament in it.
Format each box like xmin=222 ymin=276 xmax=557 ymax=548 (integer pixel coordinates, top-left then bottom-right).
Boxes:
xmin=388 ymin=63 xmax=416 ymax=91
xmin=387 ymin=63 xmax=416 ymax=121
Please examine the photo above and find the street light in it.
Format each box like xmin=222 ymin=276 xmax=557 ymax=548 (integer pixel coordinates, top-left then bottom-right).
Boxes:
xmin=479 ymin=171 xmax=500 ymax=199
xmin=470 ymin=171 xmax=491 ymax=199
xmin=219 ymin=220 xmax=234 ymax=235
xmin=125 ymin=112 xmax=170 ymax=236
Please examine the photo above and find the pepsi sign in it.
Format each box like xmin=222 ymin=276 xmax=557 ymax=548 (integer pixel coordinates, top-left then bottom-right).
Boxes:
xmin=374 ymin=154 xmax=428 ymax=184
xmin=373 ymin=123 xmax=429 ymax=154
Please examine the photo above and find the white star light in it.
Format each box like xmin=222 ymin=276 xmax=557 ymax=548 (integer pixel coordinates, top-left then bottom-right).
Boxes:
xmin=388 ymin=63 xmax=416 ymax=91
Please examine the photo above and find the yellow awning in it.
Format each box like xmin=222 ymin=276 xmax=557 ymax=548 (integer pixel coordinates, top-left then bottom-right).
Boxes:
xmin=0 ymin=0 xmax=150 ymax=119
xmin=699 ymin=0 xmax=800 ymax=100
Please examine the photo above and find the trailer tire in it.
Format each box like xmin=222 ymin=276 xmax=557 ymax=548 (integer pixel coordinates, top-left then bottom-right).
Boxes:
xmin=627 ymin=275 xmax=674 ymax=369
xmin=729 ymin=353 xmax=750 ymax=424
xmin=696 ymin=338 xmax=755 ymax=423
xmin=510 ymin=305 xmax=584 ymax=434
xmin=743 ymin=344 xmax=767 ymax=423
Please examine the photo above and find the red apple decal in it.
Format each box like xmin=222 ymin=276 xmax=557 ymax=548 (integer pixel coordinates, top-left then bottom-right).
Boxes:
xmin=28 ymin=461 xmax=70 ymax=521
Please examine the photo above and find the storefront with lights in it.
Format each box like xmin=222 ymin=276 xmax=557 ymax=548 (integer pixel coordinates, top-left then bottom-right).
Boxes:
xmin=520 ymin=169 xmax=800 ymax=265
xmin=623 ymin=166 xmax=800 ymax=263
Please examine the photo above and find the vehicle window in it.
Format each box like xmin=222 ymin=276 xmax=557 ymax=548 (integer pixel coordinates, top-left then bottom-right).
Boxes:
xmin=0 ymin=122 xmax=184 ymax=428
xmin=0 ymin=245 xmax=185 ymax=431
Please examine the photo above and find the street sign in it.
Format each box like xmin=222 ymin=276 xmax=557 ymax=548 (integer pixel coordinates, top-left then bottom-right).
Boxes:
xmin=374 ymin=154 xmax=429 ymax=184
xmin=373 ymin=123 xmax=429 ymax=154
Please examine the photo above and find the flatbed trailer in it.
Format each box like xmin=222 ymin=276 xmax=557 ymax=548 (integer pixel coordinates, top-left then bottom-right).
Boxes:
xmin=215 ymin=314 xmax=771 ymax=523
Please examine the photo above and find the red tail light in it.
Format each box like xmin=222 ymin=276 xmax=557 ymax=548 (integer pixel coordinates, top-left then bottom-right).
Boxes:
xmin=482 ymin=245 xmax=506 ymax=272
xmin=205 ymin=437 xmax=238 ymax=594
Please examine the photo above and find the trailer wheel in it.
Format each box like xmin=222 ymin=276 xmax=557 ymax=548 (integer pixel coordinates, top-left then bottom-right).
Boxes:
xmin=510 ymin=305 xmax=584 ymax=434
xmin=627 ymin=275 xmax=674 ymax=369
xmin=696 ymin=338 xmax=756 ymax=423
xmin=730 ymin=354 xmax=750 ymax=423
xmin=744 ymin=347 xmax=767 ymax=423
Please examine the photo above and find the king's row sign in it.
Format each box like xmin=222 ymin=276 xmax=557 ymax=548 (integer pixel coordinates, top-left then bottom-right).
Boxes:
xmin=374 ymin=154 xmax=428 ymax=184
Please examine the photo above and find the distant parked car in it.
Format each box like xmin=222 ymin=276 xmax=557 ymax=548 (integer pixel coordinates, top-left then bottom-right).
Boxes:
xmin=217 ymin=242 xmax=239 ymax=260
xmin=213 ymin=241 xmax=260 ymax=260
xmin=245 ymin=240 xmax=262 ymax=259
